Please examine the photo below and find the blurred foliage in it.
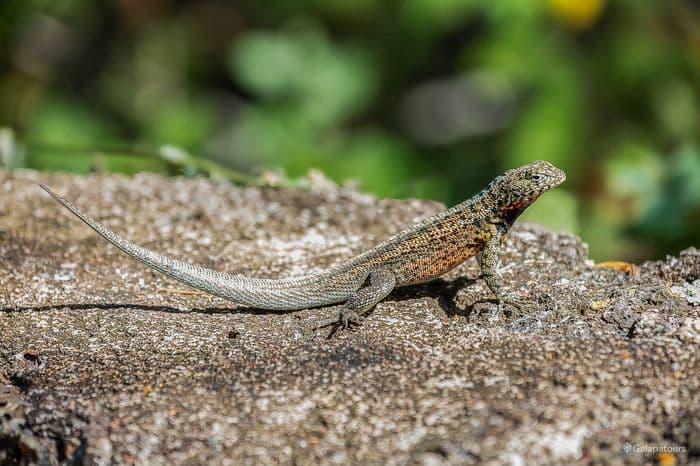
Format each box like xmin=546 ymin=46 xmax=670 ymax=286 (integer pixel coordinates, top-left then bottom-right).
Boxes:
xmin=0 ymin=0 xmax=698 ymax=260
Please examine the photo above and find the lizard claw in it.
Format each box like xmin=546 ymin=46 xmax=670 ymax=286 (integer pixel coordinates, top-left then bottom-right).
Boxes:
xmin=313 ymin=308 xmax=364 ymax=333
xmin=341 ymin=310 xmax=363 ymax=329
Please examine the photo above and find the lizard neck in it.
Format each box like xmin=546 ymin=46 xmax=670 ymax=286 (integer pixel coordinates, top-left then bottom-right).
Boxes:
xmin=493 ymin=195 xmax=540 ymax=232
xmin=466 ymin=186 xmax=500 ymax=218
xmin=502 ymin=198 xmax=533 ymax=221
xmin=473 ymin=184 xmax=534 ymax=228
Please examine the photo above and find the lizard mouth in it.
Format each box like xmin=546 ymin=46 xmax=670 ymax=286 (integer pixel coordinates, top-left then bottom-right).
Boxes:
xmin=536 ymin=161 xmax=566 ymax=189
xmin=553 ymin=169 xmax=566 ymax=186
xmin=543 ymin=169 xmax=566 ymax=192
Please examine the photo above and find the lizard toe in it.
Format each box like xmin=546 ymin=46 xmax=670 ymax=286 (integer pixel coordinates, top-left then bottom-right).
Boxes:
xmin=313 ymin=308 xmax=365 ymax=334
xmin=340 ymin=309 xmax=363 ymax=329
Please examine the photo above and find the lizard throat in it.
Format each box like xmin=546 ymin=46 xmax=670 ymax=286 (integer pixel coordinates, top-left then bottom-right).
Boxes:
xmin=501 ymin=195 xmax=539 ymax=220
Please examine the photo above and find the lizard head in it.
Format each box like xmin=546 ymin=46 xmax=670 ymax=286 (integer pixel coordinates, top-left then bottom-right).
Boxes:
xmin=489 ymin=160 xmax=566 ymax=218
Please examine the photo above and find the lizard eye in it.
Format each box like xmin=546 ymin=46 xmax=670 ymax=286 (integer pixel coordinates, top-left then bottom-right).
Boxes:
xmin=531 ymin=174 xmax=542 ymax=181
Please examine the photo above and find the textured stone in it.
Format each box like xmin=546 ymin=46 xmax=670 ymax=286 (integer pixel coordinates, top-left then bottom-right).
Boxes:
xmin=0 ymin=169 xmax=697 ymax=465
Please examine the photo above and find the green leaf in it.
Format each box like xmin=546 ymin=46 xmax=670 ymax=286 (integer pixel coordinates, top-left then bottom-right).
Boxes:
xmin=505 ymin=83 xmax=583 ymax=173
xmin=229 ymin=29 xmax=376 ymax=126
xmin=142 ymin=97 xmax=215 ymax=149
xmin=604 ymin=142 xmax=662 ymax=199
xmin=26 ymin=95 xmax=117 ymax=146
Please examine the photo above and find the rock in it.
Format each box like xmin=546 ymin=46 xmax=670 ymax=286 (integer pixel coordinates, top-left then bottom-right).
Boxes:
xmin=0 ymin=169 xmax=697 ymax=465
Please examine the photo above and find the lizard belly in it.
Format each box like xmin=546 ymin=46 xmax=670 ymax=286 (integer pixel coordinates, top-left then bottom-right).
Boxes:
xmin=395 ymin=245 xmax=478 ymax=286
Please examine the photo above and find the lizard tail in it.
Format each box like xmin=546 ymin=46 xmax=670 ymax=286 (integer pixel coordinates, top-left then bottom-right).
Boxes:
xmin=39 ymin=184 xmax=351 ymax=310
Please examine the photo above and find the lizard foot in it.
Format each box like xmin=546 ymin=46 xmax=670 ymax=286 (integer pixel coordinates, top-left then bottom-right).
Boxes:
xmin=313 ymin=308 xmax=364 ymax=332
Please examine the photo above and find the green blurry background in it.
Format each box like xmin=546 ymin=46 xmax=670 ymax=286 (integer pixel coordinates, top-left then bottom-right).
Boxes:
xmin=1 ymin=0 xmax=698 ymax=260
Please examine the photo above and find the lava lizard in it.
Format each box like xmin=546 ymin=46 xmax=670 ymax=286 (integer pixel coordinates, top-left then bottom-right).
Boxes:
xmin=40 ymin=160 xmax=565 ymax=330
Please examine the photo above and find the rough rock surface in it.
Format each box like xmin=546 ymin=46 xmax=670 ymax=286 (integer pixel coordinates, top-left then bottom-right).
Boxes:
xmin=0 ymin=169 xmax=698 ymax=465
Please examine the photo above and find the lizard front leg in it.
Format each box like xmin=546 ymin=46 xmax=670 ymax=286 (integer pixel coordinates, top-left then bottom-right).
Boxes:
xmin=314 ymin=269 xmax=396 ymax=331
xmin=476 ymin=223 xmax=521 ymax=308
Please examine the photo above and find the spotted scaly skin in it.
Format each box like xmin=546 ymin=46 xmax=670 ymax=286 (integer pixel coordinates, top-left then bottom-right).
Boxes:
xmin=40 ymin=160 xmax=566 ymax=329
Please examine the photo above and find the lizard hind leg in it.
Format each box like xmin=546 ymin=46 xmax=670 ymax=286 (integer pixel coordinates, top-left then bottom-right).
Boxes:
xmin=314 ymin=269 xmax=396 ymax=332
